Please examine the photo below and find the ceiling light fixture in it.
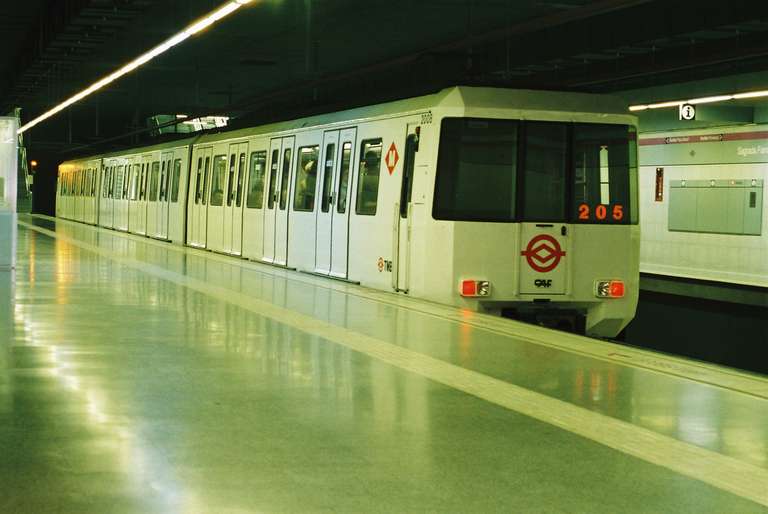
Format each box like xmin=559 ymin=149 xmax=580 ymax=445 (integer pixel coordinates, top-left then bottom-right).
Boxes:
xmin=17 ymin=0 xmax=254 ymax=135
xmin=629 ymin=88 xmax=768 ymax=112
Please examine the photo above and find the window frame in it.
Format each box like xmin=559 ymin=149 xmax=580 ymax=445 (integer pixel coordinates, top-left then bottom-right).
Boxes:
xmin=432 ymin=117 xmax=637 ymax=225
xmin=246 ymin=151 xmax=267 ymax=209
xmin=354 ymin=138 xmax=383 ymax=216
xmin=293 ymin=145 xmax=320 ymax=213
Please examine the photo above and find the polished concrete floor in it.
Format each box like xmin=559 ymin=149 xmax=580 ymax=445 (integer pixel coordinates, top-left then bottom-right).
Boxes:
xmin=1 ymin=215 xmax=767 ymax=513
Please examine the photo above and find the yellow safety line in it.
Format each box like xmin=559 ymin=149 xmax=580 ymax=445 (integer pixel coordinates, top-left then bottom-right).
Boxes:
xmin=27 ymin=214 xmax=768 ymax=400
xmin=18 ymin=219 xmax=768 ymax=507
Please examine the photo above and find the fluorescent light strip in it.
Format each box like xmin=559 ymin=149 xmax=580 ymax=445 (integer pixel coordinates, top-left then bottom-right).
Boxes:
xmin=629 ymin=88 xmax=768 ymax=112
xmin=17 ymin=0 xmax=254 ymax=134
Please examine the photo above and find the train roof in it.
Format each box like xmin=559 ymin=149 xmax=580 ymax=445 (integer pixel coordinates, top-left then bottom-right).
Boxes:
xmin=60 ymin=86 xmax=632 ymax=165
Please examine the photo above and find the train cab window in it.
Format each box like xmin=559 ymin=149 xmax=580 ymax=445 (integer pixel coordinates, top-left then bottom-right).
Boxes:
xmin=320 ymin=143 xmax=335 ymax=213
xmin=572 ymin=124 xmax=636 ymax=224
xmin=236 ymin=153 xmax=246 ymax=207
xmin=521 ymin=122 xmax=568 ymax=221
xmin=433 ymin=118 xmax=518 ymax=221
xmin=227 ymin=154 xmax=236 ymax=207
xmin=171 ymin=159 xmax=182 ymax=203
xmin=279 ymin=148 xmax=292 ymax=210
xmin=293 ymin=145 xmax=319 ymax=212
xmin=202 ymin=156 xmax=211 ymax=206
xmin=336 ymin=142 xmax=352 ymax=214
xmin=355 ymin=139 xmax=382 ymax=216
xmin=149 ymin=162 xmax=160 ymax=202
xmin=246 ymin=151 xmax=267 ymax=209
xmin=210 ymin=155 xmax=227 ymax=206
xmin=267 ymin=149 xmax=279 ymax=209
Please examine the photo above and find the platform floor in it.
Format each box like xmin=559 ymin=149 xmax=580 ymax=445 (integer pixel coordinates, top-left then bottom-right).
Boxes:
xmin=1 ymin=215 xmax=767 ymax=513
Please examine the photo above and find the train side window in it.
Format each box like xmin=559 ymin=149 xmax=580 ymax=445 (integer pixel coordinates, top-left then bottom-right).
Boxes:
xmin=116 ymin=165 xmax=124 ymax=200
xmin=159 ymin=161 xmax=166 ymax=201
xmin=336 ymin=142 xmax=352 ymax=214
xmin=109 ymin=166 xmax=116 ymax=198
xmin=132 ymin=164 xmax=140 ymax=200
xmin=279 ymin=148 xmax=292 ymax=210
xmin=149 ymin=161 xmax=160 ymax=202
xmin=103 ymin=168 xmax=110 ymax=198
xmin=355 ymin=139 xmax=382 ymax=216
xmin=246 ymin=151 xmax=267 ymax=209
xmin=293 ymin=145 xmax=319 ymax=212
xmin=139 ymin=164 xmax=146 ymax=200
xmin=433 ymin=118 xmax=518 ymax=222
xmin=267 ymin=149 xmax=279 ymax=209
xmin=194 ymin=157 xmax=203 ymax=204
xmin=236 ymin=152 xmax=246 ymax=207
xmin=321 ymin=143 xmax=335 ymax=213
xmin=210 ymin=155 xmax=227 ymax=207
xmin=171 ymin=159 xmax=182 ymax=203
xmin=522 ymin=122 xmax=567 ymax=222
xmin=92 ymin=168 xmax=97 ymax=197
xmin=202 ymin=156 xmax=211 ymax=206
xmin=227 ymin=154 xmax=236 ymax=207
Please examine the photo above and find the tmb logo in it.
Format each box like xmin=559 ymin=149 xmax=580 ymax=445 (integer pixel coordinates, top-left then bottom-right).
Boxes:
xmin=534 ymin=279 xmax=552 ymax=288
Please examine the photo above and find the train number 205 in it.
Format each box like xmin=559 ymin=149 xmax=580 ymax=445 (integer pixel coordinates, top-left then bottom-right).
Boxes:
xmin=578 ymin=203 xmax=624 ymax=221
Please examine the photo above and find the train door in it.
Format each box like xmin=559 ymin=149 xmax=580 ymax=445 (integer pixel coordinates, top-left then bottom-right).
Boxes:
xmin=274 ymin=137 xmax=294 ymax=266
xmin=147 ymin=160 xmax=161 ymax=237
xmin=138 ymin=157 xmax=151 ymax=235
xmin=106 ymin=164 xmax=115 ymax=228
xmin=394 ymin=125 xmax=419 ymax=292
xmin=187 ymin=148 xmax=212 ymax=247
xmin=116 ymin=162 xmax=129 ymax=231
xmin=262 ymin=136 xmax=294 ymax=264
xmin=206 ymin=149 xmax=230 ymax=252
xmin=158 ymin=151 xmax=174 ymax=239
xmin=314 ymin=128 xmax=356 ymax=277
xmin=197 ymin=148 xmax=213 ymax=248
xmin=167 ymin=151 xmax=186 ymax=243
xmin=223 ymin=142 xmax=248 ymax=255
xmin=99 ymin=165 xmax=111 ymax=228
xmin=241 ymin=147 xmax=268 ymax=260
xmin=186 ymin=152 xmax=201 ymax=246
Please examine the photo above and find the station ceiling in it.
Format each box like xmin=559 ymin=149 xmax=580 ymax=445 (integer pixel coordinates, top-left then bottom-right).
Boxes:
xmin=5 ymin=0 xmax=768 ymax=155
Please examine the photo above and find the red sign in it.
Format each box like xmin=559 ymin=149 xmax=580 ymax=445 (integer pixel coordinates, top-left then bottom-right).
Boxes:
xmin=520 ymin=234 xmax=566 ymax=273
xmin=385 ymin=142 xmax=399 ymax=175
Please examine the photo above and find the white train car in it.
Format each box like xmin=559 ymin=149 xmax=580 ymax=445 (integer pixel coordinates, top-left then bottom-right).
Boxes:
xmin=639 ymin=125 xmax=767 ymax=287
xmin=57 ymin=87 xmax=639 ymax=337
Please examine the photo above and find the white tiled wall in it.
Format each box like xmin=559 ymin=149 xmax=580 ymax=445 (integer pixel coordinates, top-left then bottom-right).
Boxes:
xmin=639 ymin=163 xmax=768 ymax=287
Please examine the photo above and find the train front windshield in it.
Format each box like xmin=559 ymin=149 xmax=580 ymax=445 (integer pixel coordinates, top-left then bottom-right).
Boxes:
xmin=433 ymin=118 xmax=637 ymax=224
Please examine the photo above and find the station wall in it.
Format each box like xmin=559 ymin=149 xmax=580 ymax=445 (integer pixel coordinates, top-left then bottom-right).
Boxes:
xmin=639 ymin=125 xmax=768 ymax=287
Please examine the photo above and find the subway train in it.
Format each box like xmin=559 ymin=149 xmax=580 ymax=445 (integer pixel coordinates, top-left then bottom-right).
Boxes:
xmin=56 ymin=87 xmax=639 ymax=337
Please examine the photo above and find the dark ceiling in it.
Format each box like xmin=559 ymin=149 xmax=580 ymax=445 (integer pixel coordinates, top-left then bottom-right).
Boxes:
xmin=5 ymin=0 xmax=768 ymax=157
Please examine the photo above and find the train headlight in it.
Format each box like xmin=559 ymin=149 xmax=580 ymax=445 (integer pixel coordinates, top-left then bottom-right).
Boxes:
xmin=595 ymin=280 xmax=625 ymax=298
xmin=461 ymin=280 xmax=491 ymax=297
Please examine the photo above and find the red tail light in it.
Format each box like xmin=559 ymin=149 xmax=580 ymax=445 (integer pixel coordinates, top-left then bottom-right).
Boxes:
xmin=460 ymin=280 xmax=490 ymax=297
xmin=595 ymin=280 xmax=625 ymax=298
